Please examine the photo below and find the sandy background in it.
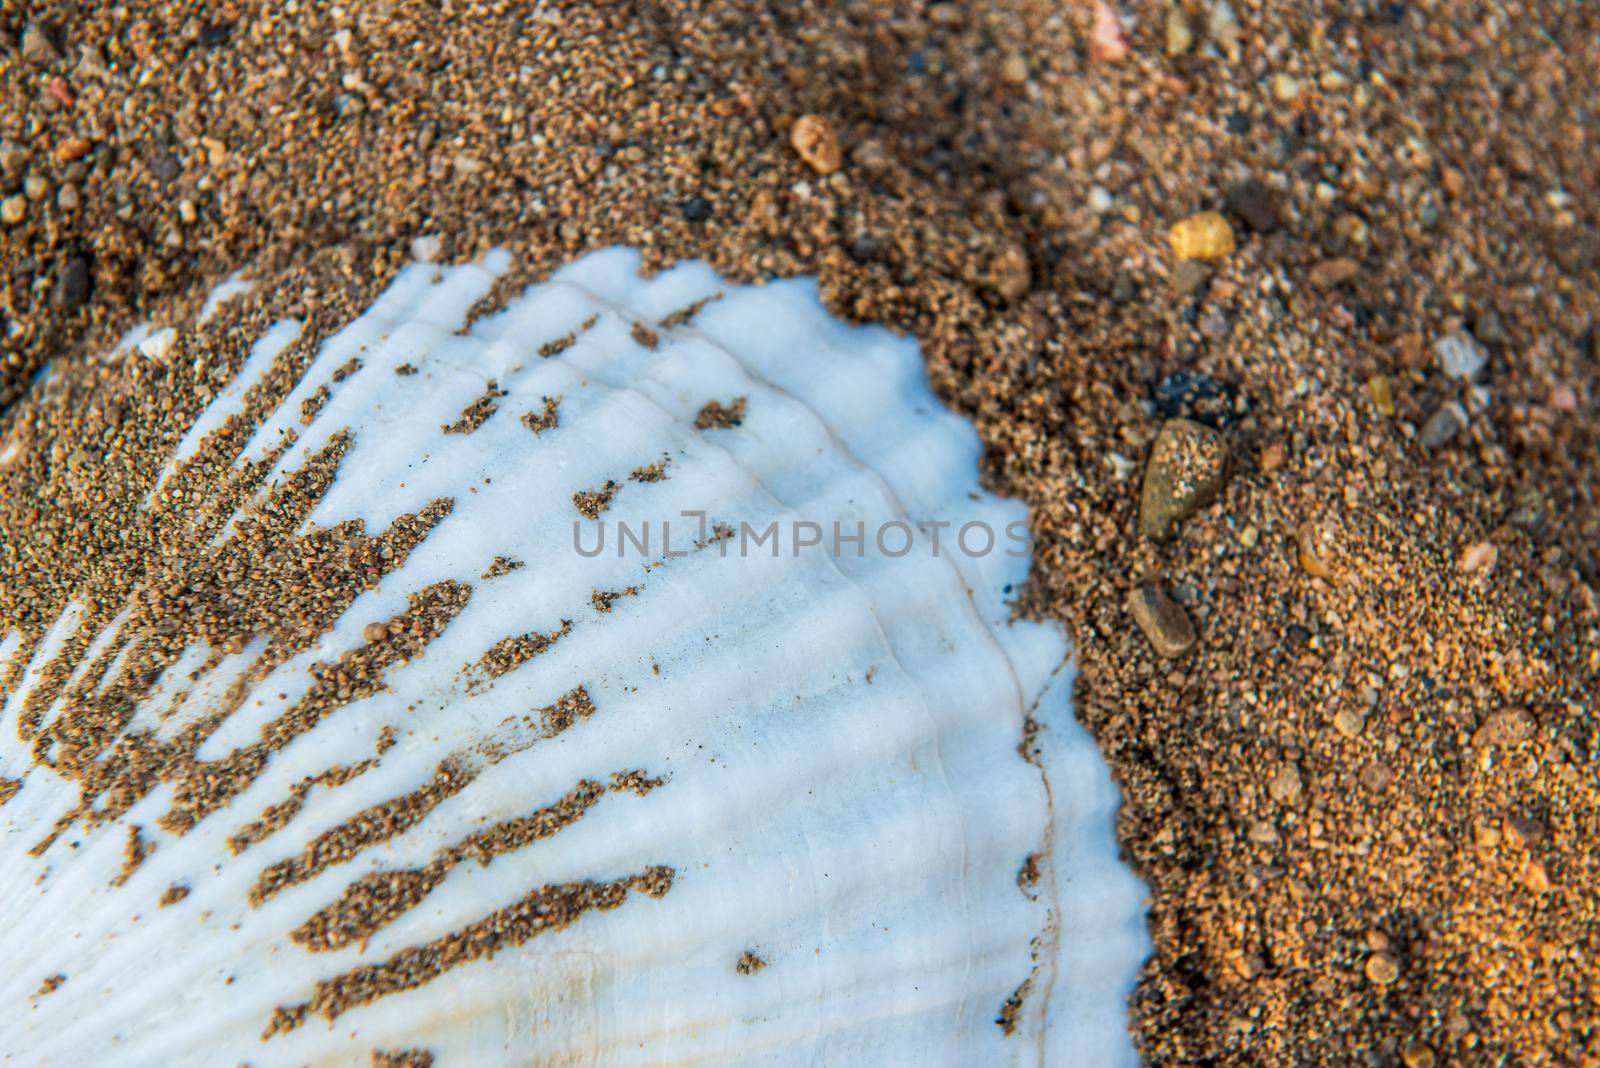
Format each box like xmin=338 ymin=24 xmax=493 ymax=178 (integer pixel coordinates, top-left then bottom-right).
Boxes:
xmin=2 ymin=2 xmax=1598 ymax=1063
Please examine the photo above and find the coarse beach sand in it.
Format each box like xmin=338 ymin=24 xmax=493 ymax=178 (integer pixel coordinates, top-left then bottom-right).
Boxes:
xmin=2 ymin=2 xmax=1598 ymax=1063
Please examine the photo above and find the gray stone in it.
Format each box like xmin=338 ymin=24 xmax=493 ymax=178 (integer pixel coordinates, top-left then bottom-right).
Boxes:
xmin=1419 ymin=402 xmax=1467 ymax=448
xmin=1173 ymin=259 xmax=1211 ymax=297
xmin=1435 ymin=330 xmax=1488 ymax=380
xmin=52 ymin=255 xmax=90 ymax=308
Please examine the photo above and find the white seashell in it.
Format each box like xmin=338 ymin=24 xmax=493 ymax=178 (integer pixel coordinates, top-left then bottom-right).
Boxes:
xmin=0 ymin=249 xmax=1147 ymax=1065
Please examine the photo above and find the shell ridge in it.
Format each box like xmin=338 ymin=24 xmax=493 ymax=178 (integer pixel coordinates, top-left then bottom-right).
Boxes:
xmin=533 ymin=261 xmax=1055 ymax=1053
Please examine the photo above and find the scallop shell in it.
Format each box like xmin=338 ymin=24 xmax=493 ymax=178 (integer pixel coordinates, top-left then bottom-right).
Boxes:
xmin=0 ymin=249 xmax=1147 ymax=1065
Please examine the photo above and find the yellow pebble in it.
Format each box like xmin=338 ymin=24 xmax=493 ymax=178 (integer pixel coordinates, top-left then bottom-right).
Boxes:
xmin=1169 ymin=211 xmax=1236 ymax=261
xmin=1367 ymin=374 xmax=1396 ymax=417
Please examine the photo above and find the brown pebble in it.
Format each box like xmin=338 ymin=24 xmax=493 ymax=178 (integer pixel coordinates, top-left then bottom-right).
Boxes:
xmin=1523 ymin=857 xmax=1552 ymax=893
xmin=363 ymin=622 xmax=389 ymax=643
xmin=1474 ymin=707 xmax=1535 ymax=749
xmin=1140 ymin=419 xmax=1230 ymax=541
xmin=1333 ymin=706 xmax=1367 ymax=739
xmin=1502 ymin=815 xmax=1546 ymax=848
xmin=1365 ymin=952 xmax=1400 ymax=986
xmin=1128 ymin=583 xmax=1198 ymax=659
xmin=55 ymin=137 xmax=92 ymax=163
xmin=1457 ymin=541 xmax=1497 ymax=574
xmin=1296 ymin=522 xmax=1339 ymax=581
xmin=989 ymin=244 xmax=1031 ymax=302
xmin=790 ymin=115 xmax=842 ymax=175
xmin=1402 ymin=1043 xmax=1437 ymax=1068
xmin=1269 ymin=764 xmax=1303 ymax=806
xmin=1358 ymin=761 xmax=1393 ymax=794
xmin=1308 ymin=257 xmax=1360 ymax=288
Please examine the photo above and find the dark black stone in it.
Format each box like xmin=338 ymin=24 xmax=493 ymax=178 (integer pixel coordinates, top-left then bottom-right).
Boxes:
xmin=847 ymin=235 xmax=885 ymax=264
xmin=680 ymin=197 xmax=713 ymax=223
xmin=1225 ymin=179 xmax=1283 ymax=232
xmin=52 ymin=255 xmax=90 ymax=308
xmin=200 ymin=22 xmax=234 ymax=46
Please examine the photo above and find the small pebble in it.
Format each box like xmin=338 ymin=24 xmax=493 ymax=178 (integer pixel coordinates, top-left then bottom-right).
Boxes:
xmin=999 ymin=53 xmax=1029 ymax=85
xmin=74 ymin=43 xmax=108 ymax=79
xmin=1308 ymin=258 xmax=1359 ymax=288
xmin=1334 ymin=706 xmax=1367 ymax=739
xmin=56 ymin=183 xmax=79 ymax=212
xmin=51 ymin=256 xmax=90 ymax=308
xmin=1296 ymin=523 xmax=1339 ymax=581
xmin=1474 ymin=310 xmax=1509 ymax=346
xmin=790 ymin=114 xmax=842 ymax=175
xmin=1434 ymin=330 xmax=1488 ymax=380
xmin=1164 ymin=6 xmax=1194 ymax=56
xmin=680 ymin=196 xmax=713 ymax=222
xmin=1402 ymin=1043 xmax=1437 ymax=1068
xmin=850 ymin=139 xmax=890 ymax=173
xmin=21 ymin=25 xmax=61 ymax=66
xmin=1225 ymin=180 xmax=1283 ymax=232
xmin=1474 ymin=707 xmax=1535 ymax=749
xmin=1 ymin=195 xmax=27 ymax=226
xmin=1127 ymin=583 xmax=1198 ymax=659
xmin=24 ymin=173 xmax=50 ymax=200
xmin=1367 ymin=375 xmax=1396 ymax=416
xmin=1269 ymin=764 xmax=1303 ymax=806
xmin=1208 ymin=1 xmax=1242 ymax=60
xmin=55 ymin=137 xmax=92 ymax=164
xmin=1170 ymin=211 xmax=1236 ymax=261
xmin=1419 ymin=402 xmax=1467 ymax=449
xmin=1271 ymin=74 xmax=1302 ymax=102
xmin=1359 ymin=761 xmax=1394 ymax=794
xmin=1172 ymin=259 xmax=1211 ymax=297
xmin=409 ymin=235 xmax=442 ymax=262
xmin=989 ymin=244 xmax=1031 ymax=302
xmin=1523 ymin=857 xmax=1551 ymax=893
xmin=1140 ymin=418 xmax=1231 ymax=541
xmin=363 ymin=622 xmax=389 ymax=643
xmin=1457 ymin=541 xmax=1497 ymax=574
xmin=1502 ymin=815 xmax=1546 ymax=848
xmin=1365 ymin=952 xmax=1399 ymax=986
xmin=1089 ymin=1 xmax=1131 ymax=64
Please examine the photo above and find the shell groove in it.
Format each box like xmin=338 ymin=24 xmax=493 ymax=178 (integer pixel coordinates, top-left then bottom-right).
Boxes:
xmin=0 ymin=249 xmax=1146 ymax=1066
